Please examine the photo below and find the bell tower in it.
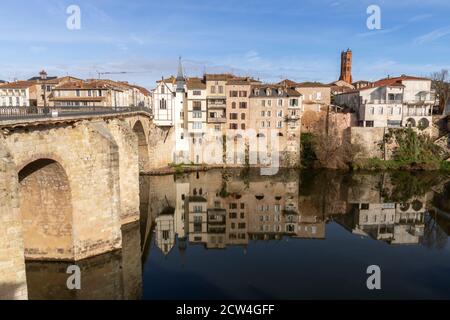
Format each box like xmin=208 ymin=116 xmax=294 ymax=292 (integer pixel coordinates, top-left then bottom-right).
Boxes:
xmin=339 ymin=49 xmax=353 ymax=84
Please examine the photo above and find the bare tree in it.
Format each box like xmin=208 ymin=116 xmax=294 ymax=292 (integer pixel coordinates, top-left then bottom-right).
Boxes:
xmin=431 ymin=70 xmax=450 ymax=115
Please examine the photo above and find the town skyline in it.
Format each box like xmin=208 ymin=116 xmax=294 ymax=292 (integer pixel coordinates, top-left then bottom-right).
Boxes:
xmin=1 ymin=0 xmax=450 ymax=88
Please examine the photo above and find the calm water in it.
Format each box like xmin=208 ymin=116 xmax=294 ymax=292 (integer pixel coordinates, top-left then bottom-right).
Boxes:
xmin=26 ymin=170 xmax=450 ymax=300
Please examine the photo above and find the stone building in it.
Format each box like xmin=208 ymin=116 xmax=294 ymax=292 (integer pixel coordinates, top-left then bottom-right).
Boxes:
xmin=248 ymin=84 xmax=302 ymax=167
xmin=50 ymin=79 xmax=130 ymax=107
xmin=226 ymin=77 xmax=261 ymax=132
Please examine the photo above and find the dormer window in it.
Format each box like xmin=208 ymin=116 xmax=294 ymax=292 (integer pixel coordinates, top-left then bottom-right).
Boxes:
xmin=266 ymin=89 xmax=271 ymax=96
xmin=254 ymin=89 xmax=260 ymax=96
xmin=278 ymin=89 xmax=283 ymax=96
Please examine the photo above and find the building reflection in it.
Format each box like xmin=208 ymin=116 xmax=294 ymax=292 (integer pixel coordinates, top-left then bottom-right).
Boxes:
xmin=148 ymin=170 xmax=450 ymax=254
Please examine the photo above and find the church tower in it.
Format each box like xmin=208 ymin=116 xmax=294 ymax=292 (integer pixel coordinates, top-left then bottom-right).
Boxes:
xmin=174 ymin=57 xmax=189 ymax=163
xmin=339 ymin=49 xmax=353 ymax=84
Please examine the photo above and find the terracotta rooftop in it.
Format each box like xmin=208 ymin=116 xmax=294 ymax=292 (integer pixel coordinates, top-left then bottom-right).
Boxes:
xmin=204 ymin=73 xmax=235 ymax=81
xmin=186 ymin=77 xmax=206 ymax=90
xmin=0 ymin=81 xmax=36 ymax=89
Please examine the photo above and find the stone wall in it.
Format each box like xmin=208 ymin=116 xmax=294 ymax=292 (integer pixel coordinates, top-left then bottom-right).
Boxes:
xmin=148 ymin=124 xmax=176 ymax=168
xmin=350 ymin=127 xmax=386 ymax=159
xmin=0 ymin=141 xmax=28 ymax=300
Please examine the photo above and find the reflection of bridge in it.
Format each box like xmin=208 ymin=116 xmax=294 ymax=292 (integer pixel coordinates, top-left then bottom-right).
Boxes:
xmin=0 ymin=107 xmax=174 ymax=300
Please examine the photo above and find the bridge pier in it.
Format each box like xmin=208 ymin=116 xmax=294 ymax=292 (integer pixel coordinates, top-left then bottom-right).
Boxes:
xmin=0 ymin=141 xmax=28 ymax=300
xmin=106 ymin=119 xmax=140 ymax=224
xmin=3 ymin=121 xmax=123 ymax=261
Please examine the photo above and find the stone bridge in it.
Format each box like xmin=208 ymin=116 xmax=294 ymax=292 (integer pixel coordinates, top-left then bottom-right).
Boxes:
xmin=0 ymin=108 xmax=174 ymax=299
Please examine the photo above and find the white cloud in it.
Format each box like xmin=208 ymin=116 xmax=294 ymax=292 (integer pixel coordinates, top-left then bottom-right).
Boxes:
xmin=414 ymin=26 xmax=450 ymax=44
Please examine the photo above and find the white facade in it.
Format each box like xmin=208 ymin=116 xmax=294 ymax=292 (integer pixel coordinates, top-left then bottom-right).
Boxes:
xmin=0 ymin=87 xmax=30 ymax=107
xmin=153 ymin=79 xmax=177 ymax=126
xmin=335 ymin=76 xmax=434 ymax=128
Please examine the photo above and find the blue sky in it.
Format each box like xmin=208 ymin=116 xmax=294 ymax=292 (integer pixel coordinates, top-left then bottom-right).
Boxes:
xmin=1 ymin=0 xmax=450 ymax=89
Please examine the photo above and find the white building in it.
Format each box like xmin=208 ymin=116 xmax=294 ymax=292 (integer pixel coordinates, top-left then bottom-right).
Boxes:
xmin=0 ymin=81 xmax=33 ymax=107
xmin=152 ymin=59 xmax=190 ymax=163
xmin=334 ymin=75 xmax=434 ymax=128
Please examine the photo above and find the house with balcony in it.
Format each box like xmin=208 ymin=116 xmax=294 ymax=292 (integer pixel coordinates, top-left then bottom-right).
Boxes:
xmin=334 ymin=75 xmax=434 ymax=128
xmin=205 ymin=74 xmax=233 ymax=132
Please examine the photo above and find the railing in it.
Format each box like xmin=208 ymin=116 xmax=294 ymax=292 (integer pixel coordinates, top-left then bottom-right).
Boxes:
xmin=208 ymin=117 xmax=227 ymax=123
xmin=367 ymin=100 xmax=403 ymax=104
xmin=0 ymin=106 xmax=152 ymax=121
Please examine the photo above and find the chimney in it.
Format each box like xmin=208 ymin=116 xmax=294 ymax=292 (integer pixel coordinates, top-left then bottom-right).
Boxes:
xmin=39 ymin=70 xmax=47 ymax=80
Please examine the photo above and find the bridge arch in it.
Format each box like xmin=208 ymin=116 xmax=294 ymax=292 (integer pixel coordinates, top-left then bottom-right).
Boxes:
xmin=133 ymin=120 xmax=150 ymax=171
xmin=19 ymin=158 xmax=74 ymax=260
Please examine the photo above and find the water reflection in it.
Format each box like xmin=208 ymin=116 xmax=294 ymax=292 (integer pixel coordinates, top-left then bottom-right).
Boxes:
xmin=142 ymin=169 xmax=450 ymax=299
xmin=146 ymin=170 xmax=450 ymax=252
xmin=3 ymin=169 xmax=450 ymax=299
xmin=25 ymin=222 xmax=142 ymax=300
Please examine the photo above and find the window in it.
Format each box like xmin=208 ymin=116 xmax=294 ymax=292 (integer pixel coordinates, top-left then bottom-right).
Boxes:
xmin=229 ymin=113 xmax=238 ymax=120
xmin=261 ymin=121 xmax=265 ymax=128
xmin=218 ymin=86 xmax=224 ymax=94
xmin=193 ymin=122 xmax=202 ymax=129
xmin=365 ymin=121 xmax=374 ymax=127
xmin=261 ymin=111 xmax=265 ymax=117
xmin=241 ymin=113 xmax=246 ymax=120
xmin=229 ymin=212 xmax=237 ymax=219
xmin=229 ymin=203 xmax=238 ymax=209
xmin=267 ymin=111 xmax=271 ymax=117
xmin=193 ymin=101 xmax=202 ymax=110
xmin=278 ymin=99 xmax=283 ymax=106
xmin=240 ymin=212 xmax=245 ymax=218
xmin=238 ymin=223 xmax=246 ymax=229
xmin=277 ymin=110 xmax=283 ymax=117
xmin=232 ymin=102 xmax=236 ymax=109
xmin=239 ymin=91 xmax=247 ymax=97
xmin=315 ymin=92 xmax=322 ymax=100
xmin=290 ymin=99 xmax=299 ymax=107
xmin=193 ymin=111 xmax=202 ymax=118
xmin=379 ymin=107 xmax=383 ymax=115
xmin=229 ymin=123 xmax=238 ymax=129
xmin=370 ymin=107 xmax=375 ymax=115
xmin=361 ymin=203 xmax=370 ymax=210
xmin=267 ymin=121 xmax=271 ymax=128
xmin=211 ymin=86 xmax=216 ymax=94
xmin=230 ymin=91 xmax=238 ymax=97
xmin=261 ymin=100 xmax=266 ymax=107
xmin=161 ymin=86 xmax=165 ymax=94
xmin=241 ymin=124 xmax=246 ymax=130
xmin=193 ymin=90 xmax=201 ymax=96
xmin=239 ymin=102 xmax=247 ymax=109
xmin=76 ymin=90 xmax=80 ymax=97
xmin=160 ymin=98 xmax=167 ymax=110
xmin=267 ymin=100 xmax=272 ymax=107
xmin=88 ymin=90 xmax=92 ymax=97
xmin=277 ymin=121 xmax=283 ymax=128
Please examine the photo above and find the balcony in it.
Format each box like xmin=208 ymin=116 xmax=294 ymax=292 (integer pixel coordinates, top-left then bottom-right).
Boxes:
xmin=285 ymin=115 xmax=300 ymax=121
xmin=367 ymin=99 xmax=403 ymax=104
xmin=208 ymin=117 xmax=226 ymax=123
